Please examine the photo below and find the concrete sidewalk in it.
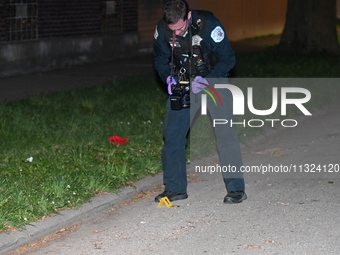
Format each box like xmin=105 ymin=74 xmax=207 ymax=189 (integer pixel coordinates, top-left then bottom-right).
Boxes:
xmin=0 ymin=36 xmax=280 ymax=102
xmin=0 ymin=55 xmax=156 ymax=102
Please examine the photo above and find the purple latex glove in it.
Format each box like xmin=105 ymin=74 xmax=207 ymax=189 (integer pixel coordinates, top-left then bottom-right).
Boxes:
xmin=166 ymin=76 xmax=177 ymax=95
xmin=192 ymin=76 xmax=208 ymax=94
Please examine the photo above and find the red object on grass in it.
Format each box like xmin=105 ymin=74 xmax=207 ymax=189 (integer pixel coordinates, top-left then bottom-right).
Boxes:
xmin=108 ymin=136 xmax=129 ymax=145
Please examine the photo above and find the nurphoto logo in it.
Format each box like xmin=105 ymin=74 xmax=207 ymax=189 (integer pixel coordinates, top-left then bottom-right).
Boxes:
xmin=200 ymin=83 xmax=312 ymax=128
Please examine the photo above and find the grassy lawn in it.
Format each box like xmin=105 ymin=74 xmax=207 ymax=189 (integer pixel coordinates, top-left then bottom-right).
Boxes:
xmin=0 ymin=78 xmax=166 ymax=230
xmin=1 ymin=47 xmax=340 ymax=231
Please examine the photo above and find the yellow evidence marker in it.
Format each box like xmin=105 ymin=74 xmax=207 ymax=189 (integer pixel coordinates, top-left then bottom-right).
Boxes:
xmin=157 ymin=197 xmax=181 ymax=208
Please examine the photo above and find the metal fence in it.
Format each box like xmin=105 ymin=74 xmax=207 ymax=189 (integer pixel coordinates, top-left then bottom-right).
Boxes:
xmin=0 ymin=0 xmax=137 ymax=42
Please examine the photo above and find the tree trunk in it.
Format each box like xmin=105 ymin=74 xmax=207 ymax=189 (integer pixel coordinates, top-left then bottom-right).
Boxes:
xmin=279 ymin=0 xmax=340 ymax=53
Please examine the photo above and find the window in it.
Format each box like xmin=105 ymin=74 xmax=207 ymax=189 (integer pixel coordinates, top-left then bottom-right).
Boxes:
xmin=101 ymin=1 xmax=122 ymax=33
xmin=5 ymin=0 xmax=37 ymax=41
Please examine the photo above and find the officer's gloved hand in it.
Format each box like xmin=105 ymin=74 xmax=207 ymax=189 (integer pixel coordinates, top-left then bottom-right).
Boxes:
xmin=192 ymin=76 xmax=208 ymax=94
xmin=166 ymin=76 xmax=178 ymax=95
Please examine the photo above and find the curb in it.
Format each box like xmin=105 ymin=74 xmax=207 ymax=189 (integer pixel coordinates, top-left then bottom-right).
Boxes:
xmin=0 ymin=174 xmax=163 ymax=255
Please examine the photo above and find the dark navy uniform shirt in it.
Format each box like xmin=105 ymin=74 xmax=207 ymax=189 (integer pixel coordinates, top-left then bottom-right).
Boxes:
xmin=153 ymin=10 xmax=235 ymax=83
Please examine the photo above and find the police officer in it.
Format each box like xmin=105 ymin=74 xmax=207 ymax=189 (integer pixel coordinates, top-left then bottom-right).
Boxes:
xmin=154 ymin=0 xmax=247 ymax=204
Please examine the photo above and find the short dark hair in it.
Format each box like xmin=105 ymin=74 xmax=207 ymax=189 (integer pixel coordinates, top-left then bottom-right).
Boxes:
xmin=163 ymin=0 xmax=189 ymax=24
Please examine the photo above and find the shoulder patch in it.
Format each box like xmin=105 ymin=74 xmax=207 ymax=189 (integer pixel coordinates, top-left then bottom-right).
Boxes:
xmin=211 ymin=26 xmax=224 ymax=43
xmin=154 ymin=25 xmax=159 ymax=40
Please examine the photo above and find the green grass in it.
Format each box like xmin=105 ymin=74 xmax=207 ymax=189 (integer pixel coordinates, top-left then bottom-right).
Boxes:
xmin=234 ymin=47 xmax=340 ymax=77
xmin=0 ymin=78 xmax=166 ymax=230
xmin=1 ymin=48 xmax=340 ymax=231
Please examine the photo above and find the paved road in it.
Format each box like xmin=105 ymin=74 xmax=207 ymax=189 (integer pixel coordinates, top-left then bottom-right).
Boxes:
xmin=5 ymin=104 xmax=339 ymax=255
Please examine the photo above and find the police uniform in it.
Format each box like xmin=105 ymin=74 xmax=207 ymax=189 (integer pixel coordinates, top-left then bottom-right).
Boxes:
xmin=153 ymin=10 xmax=245 ymax=196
